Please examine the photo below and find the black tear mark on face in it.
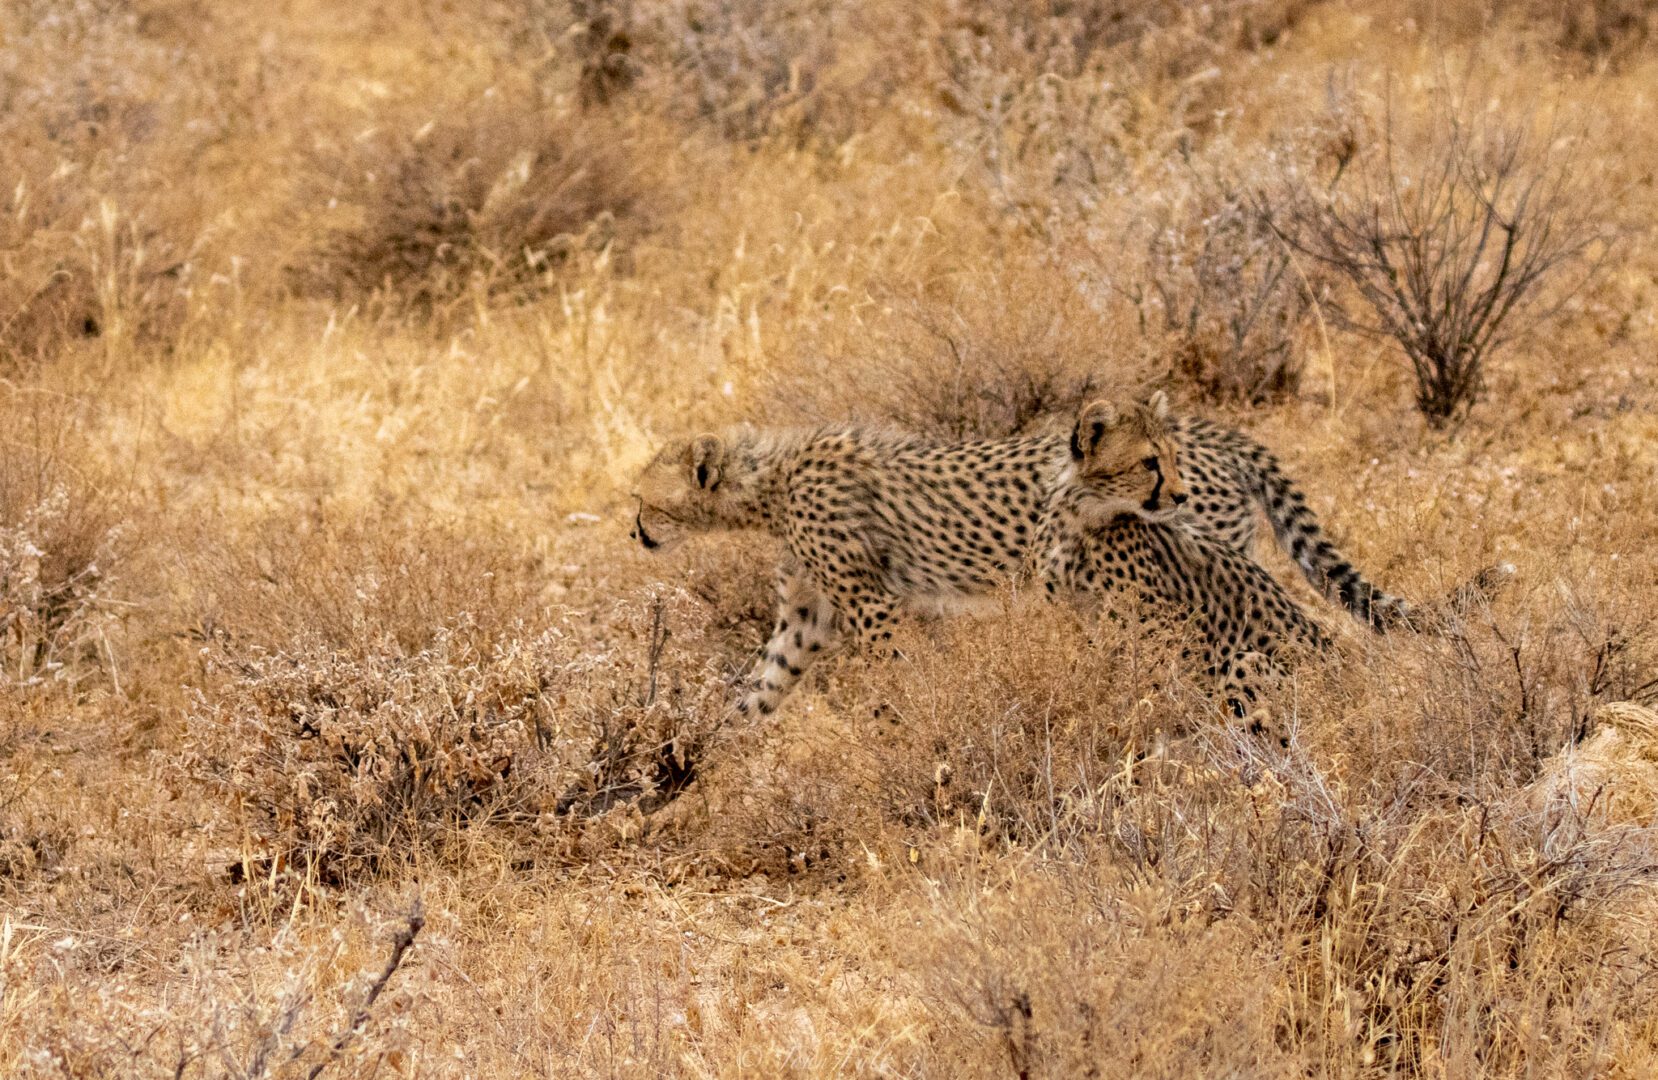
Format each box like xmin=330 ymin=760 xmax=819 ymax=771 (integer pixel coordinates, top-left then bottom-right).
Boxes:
xmin=634 ymin=512 xmax=660 ymax=549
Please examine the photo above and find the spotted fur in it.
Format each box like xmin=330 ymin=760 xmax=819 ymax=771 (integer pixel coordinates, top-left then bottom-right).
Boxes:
xmin=630 ymin=392 xmax=1410 ymax=714
xmin=633 ymin=422 xmax=1103 ymax=714
xmin=1171 ymin=416 xmax=1412 ymax=629
xmin=1037 ymin=399 xmax=1329 ymax=712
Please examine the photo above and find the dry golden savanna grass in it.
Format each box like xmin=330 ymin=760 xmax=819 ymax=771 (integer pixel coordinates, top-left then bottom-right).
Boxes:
xmin=3 ymin=0 xmax=1658 ymax=1075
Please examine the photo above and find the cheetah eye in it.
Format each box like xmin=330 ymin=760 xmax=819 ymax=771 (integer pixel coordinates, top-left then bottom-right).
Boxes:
xmin=1142 ymin=456 xmax=1159 ymax=471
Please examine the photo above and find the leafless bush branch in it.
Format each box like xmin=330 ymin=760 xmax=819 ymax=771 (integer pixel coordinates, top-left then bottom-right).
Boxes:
xmin=1271 ymin=102 xmax=1609 ymax=426
xmin=297 ymin=899 xmax=425 ymax=1080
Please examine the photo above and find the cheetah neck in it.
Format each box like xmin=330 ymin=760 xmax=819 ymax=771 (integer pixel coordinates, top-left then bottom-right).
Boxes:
xmin=716 ymin=427 xmax=812 ymax=535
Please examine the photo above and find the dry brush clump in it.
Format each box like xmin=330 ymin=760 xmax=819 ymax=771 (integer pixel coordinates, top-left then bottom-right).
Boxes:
xmin=852 ymin=609 xmax=1206 ymax=850
xmin=296 ymin=88 xmax=668 ymax=314
xmin=1136 ymin=155 xmax=1326 ymax=404
xmin=0 ymin=391 xmax=126 ymax=693
xmin=1517 ymin=0 xmax=1658 ymax=69
xmin=547 ymin=588 xmax=738 ymax=823
xmin=184 ymin=623 xmax=568 ymax=888
xmin=1558 ymin=0 xmax=1658 ymax=65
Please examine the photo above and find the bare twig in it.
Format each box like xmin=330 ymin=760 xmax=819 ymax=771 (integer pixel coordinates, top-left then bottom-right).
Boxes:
xmin=297 ymin=899 xmax=425 ymax=1079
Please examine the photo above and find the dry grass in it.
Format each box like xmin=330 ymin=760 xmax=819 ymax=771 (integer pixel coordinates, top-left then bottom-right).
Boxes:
xmin=2 ymin=0 xmax=1657 ymax=1076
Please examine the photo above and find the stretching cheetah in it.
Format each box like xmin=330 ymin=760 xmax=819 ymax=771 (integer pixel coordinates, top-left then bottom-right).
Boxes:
xmin=631 ymin=394 xmax=1416 ymax=714
xmin=1037 ymin=397 xmax=1329 ymax=711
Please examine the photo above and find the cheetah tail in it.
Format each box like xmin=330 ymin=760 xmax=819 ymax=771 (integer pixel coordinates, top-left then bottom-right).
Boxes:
xmin=1254 ymin=454 xmax=1413 ymax=632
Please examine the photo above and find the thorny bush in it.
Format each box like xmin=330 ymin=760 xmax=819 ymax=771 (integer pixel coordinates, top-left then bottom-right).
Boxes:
xmin=185 ymin=591 xmax=733 ymax=889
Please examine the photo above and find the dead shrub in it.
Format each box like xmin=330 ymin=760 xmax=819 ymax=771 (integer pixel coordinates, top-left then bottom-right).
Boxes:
xmin=859 ymin=611 xmax=1203 ymax=849
xmin=550 ymin=591 xmax=734 ymax=821
xmin=1138 ymin=160 xmax=1323 ymax=405
xmin=1272 ymin=102 xmax=1609 ymax=427
xmin=644 ymin=0 xmax=853 ymax=142
xmin=185 ymin=624 xmax=565 ymax=887
xmin=766 ymin=251 xmax=1146 ymax=439
xmin=567 ymin=0 xmax=644 ymax=107
xmin=184 ymin=589 xmax=732 ymax=888
xmin=298 ymin=90 xmax=661 ymax=312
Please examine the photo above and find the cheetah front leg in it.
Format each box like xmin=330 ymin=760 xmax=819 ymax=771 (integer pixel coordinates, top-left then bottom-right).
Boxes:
xmin=842 ymin=591 xmax=900 ymax=656
xmin=1213 ymin=649 xmax=1287 ymax=742
xmin=738 ymin=559 xmax=841 ymax=717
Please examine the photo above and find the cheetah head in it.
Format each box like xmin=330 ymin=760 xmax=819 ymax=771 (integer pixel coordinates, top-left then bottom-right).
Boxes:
xmin=1066 ymin=391 xmax=1189 ymax=523
xmin=630 ymin=432 xmax=745 ymax=552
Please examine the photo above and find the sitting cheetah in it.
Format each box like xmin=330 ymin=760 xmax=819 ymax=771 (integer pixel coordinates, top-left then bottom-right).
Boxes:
xmin=630 ymin=394 xmax=1415 ymax=714
xmin=1037 ymin=397 xmax=1329 ymax=712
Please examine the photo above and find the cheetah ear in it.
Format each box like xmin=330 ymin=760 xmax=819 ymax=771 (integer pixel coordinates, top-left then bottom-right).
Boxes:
xmin=690 ymin=434 xmax=724 ymax=490
xmin=1070 ymin=400 xmax=1117 ymax=460
xmin=1145 ymin=390 xmax=1169 ymax=422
